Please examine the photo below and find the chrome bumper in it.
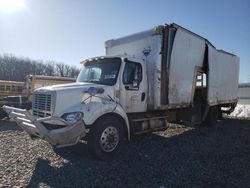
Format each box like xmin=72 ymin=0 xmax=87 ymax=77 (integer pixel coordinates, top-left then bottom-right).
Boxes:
xmin=2 ymin=105 xmax=86 ymax=148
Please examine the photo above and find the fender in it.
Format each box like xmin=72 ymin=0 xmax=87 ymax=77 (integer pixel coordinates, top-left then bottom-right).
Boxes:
xmin=82 ymin=100 xmax=130 ymax=140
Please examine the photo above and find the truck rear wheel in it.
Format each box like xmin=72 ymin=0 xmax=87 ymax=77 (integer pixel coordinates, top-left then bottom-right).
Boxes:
xmin=204 ymin=106 xmax=218 ymax=126
xmin=87 ymin=117 xmax=124 ymax=160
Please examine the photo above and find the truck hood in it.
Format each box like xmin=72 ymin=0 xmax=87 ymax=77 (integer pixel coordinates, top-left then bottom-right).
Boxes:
xmin=37 ymin=82 xmax=114 ymax=95
xmin=35 ymin=82 xmax=115 ymax=116
xmin=38 ymin=82 xmax=100 ymax=91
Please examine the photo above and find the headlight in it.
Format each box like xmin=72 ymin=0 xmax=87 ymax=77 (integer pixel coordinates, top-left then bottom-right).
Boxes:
xmin=62 ymin=112 xmax=83 ymax=125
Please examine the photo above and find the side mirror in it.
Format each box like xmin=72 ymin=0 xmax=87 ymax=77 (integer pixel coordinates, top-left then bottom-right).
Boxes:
xmin=132 ymin=80 xmax=139 ymax=88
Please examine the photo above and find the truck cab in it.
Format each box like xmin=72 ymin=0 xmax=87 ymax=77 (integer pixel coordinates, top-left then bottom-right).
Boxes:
xmin=3 ymin=56 xmax=149 ymax=158
xmin=77 ymin=56 xmax=147 ymax=113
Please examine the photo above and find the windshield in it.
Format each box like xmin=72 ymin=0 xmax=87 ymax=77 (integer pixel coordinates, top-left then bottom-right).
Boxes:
xmin=76 ymin=58 xmax=121 ymax=86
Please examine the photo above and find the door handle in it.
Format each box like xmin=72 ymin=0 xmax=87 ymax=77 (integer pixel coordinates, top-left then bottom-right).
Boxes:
xmin=125 ymin=85 xmax=139 ymax=91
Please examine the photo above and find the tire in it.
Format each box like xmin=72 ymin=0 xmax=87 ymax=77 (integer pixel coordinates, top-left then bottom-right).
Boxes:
xmin=87 ymin=117 xmax=125 ymax=160
xmin=204 ymin=106 xmax=218 ymax=126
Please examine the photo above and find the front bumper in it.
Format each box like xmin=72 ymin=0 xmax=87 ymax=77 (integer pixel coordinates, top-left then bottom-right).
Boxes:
xmin=2 ymin=105 xmax=86 ymax=148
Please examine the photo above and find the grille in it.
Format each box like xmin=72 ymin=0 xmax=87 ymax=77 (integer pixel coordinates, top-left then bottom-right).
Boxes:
xmin=32 ymin=92 xmax=54 ymax=118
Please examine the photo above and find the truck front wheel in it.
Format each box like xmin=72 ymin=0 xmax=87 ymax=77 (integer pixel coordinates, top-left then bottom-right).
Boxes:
xmin=87 ymin=117 xmax=124 ymax=159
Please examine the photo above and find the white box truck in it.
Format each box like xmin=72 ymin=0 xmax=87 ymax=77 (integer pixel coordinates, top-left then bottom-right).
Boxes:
xmin=3 ymin=23 xmax=239 ymax=159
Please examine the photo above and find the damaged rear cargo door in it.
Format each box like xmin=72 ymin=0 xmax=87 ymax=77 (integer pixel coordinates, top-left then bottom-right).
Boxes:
xmin=168 ymin=27 xmax=206 ymax=106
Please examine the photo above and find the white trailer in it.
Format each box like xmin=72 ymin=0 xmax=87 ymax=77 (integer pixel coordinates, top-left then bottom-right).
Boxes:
xmin=3 ymin=23 xmax=240 ymax=159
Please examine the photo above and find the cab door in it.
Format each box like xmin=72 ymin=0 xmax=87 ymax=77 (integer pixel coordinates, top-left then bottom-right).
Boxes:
xmin=119 ymin=58 xmax=147 ymax=113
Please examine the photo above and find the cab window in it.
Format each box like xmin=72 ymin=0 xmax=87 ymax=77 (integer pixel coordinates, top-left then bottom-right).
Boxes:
xmin=123 ymin=61 xmax=142 ymax=85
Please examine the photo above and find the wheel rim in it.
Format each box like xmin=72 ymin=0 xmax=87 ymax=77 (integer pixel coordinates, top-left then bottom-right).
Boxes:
xmin=100 ymin=126 xmax=119 ymax=152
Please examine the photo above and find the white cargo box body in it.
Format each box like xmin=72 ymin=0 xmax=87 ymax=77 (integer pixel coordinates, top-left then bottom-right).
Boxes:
xmin=105 ymin=23 xmax=239 ymax=110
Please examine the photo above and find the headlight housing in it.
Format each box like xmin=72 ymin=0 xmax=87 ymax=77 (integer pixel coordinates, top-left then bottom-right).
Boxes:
xmin=62 ymin=112 xmax=83 ymax=125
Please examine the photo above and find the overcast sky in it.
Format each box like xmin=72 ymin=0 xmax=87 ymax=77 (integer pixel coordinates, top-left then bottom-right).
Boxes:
xmin=0 ymin=0 xmax=249 ymax=82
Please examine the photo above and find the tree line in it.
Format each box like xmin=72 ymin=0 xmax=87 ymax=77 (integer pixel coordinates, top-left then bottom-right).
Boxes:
xmin=0 ymin=54 xmax=80 ymax=82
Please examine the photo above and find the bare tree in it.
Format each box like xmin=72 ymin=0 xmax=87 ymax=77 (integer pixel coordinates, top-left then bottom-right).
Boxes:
xmin=0 ymin=54 xmax=80 ymax=81
xmin=56 ymin=63 xmax=65 ymax=77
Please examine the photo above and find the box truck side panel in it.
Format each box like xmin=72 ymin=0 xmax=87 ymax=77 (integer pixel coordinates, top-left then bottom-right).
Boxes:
xmin=168 ymin=28 xmax=206 ymax=105
xmin=105 ymin=30 xmax=162 ymax=109
xmin=208 ymin=46 xmax=239 ymax=105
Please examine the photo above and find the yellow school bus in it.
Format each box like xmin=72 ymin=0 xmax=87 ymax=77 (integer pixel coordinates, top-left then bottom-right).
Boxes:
xmin=0 ymin=80 xmax=24 ymax=98
xmin=23 ymin=75 xmax=75 ymax=101
xmin=0 ymin=75 xmax=75 ymax=118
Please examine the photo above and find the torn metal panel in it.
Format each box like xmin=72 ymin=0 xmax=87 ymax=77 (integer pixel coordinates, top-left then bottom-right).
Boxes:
xmin=207 ymin=45 xmax=239 ymax=105
xmin=168 ymin=27 xmax=206 ymax=105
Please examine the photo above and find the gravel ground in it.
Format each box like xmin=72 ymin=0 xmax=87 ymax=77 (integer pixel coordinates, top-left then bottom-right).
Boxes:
xmin=0 ymin=118 xmax=250 ymax=188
